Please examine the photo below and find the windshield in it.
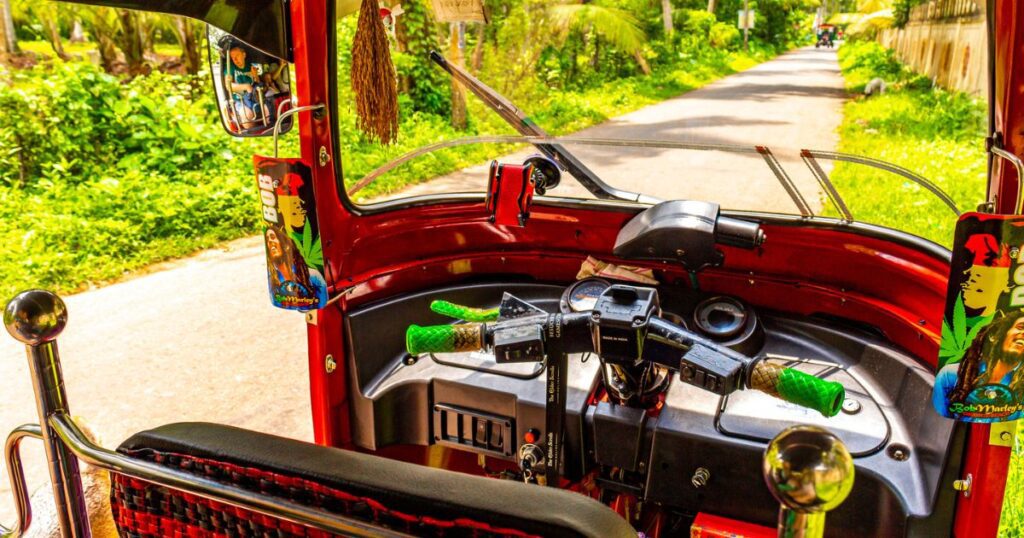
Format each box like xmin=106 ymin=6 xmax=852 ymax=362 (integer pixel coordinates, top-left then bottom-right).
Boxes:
xmin=333 ymin=5 xmax=988 ymax=248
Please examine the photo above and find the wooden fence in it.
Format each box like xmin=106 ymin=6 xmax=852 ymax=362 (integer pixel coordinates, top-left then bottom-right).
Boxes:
xmin=877 ymin=0 xmax=986 ymax=96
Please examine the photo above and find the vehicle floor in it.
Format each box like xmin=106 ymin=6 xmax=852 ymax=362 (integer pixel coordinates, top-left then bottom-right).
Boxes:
xmin=391 ymin=46 xmax=847 ymax=214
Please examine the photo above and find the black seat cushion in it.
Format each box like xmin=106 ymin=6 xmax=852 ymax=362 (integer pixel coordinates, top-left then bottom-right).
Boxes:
xmin=110 ymin=422 xmax=636 ymax=538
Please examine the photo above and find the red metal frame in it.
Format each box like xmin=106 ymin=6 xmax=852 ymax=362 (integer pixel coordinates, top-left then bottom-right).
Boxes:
xmin=284 ymin=0 xmax=1023 ymax=534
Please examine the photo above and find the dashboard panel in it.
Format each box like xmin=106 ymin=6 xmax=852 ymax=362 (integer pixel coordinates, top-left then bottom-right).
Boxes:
xmin=344 ymin=280 xmax=961 ymax=536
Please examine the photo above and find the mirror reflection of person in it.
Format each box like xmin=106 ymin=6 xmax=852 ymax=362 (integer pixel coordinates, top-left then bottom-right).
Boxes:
xmin=934 ymin=312 xmax=1024 ymax=421
xmin=225 ymin=45 xmax=264 ymax=129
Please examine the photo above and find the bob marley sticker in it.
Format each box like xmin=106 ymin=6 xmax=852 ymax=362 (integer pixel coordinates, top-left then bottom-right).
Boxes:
xmin=934 ymin=212 xmax=1024 ymax=422
xmin=254 ymin=156 xmax=328 ymax=311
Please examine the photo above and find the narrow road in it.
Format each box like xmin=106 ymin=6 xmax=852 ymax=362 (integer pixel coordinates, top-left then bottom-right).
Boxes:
xmin=0 ymin=47 xmax=845 ymax=525
xmin=394 ymin=46 xmax=846 ymax=212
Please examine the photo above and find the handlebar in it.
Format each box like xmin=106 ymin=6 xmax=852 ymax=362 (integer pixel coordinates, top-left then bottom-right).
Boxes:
xmin=407 ymin=318 xmax=844 ymax=418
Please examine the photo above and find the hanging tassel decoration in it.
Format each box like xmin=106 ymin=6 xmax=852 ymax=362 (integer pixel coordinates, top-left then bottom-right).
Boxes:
xmin=351 ymin=0 xmax=400 ymax=144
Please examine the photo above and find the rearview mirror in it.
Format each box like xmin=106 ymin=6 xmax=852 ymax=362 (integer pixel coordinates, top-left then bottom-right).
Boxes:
xmin=208 ymin=26 xmax=293 ymax=137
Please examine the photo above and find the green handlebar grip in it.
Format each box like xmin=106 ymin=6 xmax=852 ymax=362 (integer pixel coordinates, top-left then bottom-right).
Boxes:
xmin=406 ymin=323 xmax=485 ymax=356
xmin=750 ymin=362 xmax=845 ymax=418
xmin=430 ymin=300 xmax=500 ymax=322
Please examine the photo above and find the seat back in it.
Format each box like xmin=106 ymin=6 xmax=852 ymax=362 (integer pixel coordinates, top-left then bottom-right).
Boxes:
xmin=109 ymin=423 xmax=636 ymax=538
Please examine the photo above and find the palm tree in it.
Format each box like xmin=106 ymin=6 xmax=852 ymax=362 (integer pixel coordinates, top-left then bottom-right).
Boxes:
xmin=547 ymin=2 xmax=649 ymax=75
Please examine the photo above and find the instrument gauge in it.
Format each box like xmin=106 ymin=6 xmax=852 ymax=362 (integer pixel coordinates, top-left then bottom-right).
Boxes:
xmin=694 ymin=297 xmax=749 ymax=340
xmin=560 ymin=278 xmax=611 ymax=313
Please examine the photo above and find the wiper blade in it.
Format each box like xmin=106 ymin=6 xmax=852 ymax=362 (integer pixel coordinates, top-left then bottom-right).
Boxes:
xmin=429 ymin=51 xmax=656 ymax=203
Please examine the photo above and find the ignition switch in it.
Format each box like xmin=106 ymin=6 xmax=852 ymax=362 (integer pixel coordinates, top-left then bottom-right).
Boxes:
xmin=518 ymin=443 xmax=545 ymax=484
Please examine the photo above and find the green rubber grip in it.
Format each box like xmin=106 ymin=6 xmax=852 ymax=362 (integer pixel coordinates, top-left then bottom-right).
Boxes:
xmin=430 ymin=300 xmax=500 ymax=322
xmin=406 ymin=323 xmax=484 ymax=355
xmin=750 ymin=362 xmax=845 ymax=418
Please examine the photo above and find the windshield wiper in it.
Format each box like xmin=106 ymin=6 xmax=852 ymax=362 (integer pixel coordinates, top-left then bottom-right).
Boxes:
xmin=430 ymin=51 xmax=657 ymax=203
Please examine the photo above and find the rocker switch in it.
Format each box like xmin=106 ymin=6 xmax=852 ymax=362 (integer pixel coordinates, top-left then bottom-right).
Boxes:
xmin=475 ymin=418 xmax=489 ymax=447
xmin=433 ymin=404 xmax=515 ymax=458
xmin=490 ymin=422 xmax=504 ymax=451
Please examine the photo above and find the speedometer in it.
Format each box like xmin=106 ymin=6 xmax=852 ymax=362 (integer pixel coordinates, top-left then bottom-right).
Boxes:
xmin=560 ymin=278 xmax=611 ymax=313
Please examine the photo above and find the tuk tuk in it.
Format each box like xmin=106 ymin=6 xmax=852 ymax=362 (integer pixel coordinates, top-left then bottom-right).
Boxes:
xmin=2 ymin=0 xmax=1023 ymax=536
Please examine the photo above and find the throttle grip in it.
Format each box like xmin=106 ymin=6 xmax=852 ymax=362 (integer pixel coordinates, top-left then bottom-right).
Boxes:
xmin=749 ymin=362 xmax=845 ymax=418
xmin=406 ymin=323 xmax=485 ymax=355
xmin=430 ymin=300 xmax=500 ymax=322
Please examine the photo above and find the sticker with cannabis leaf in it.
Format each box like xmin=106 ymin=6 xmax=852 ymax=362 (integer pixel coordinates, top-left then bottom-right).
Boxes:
xmin=938 ymin=294 xmax=992 ymax=369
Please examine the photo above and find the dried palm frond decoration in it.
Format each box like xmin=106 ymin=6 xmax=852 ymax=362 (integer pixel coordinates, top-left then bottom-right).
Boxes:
xmin=351 ymin=0 xmax=399 ymax=144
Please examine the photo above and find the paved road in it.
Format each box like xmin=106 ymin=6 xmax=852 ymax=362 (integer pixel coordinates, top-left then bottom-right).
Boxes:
xmin=0 ymin=46 xmax=845 ymax=526
xmin=392 ymin=46 xmax=846 ymax=212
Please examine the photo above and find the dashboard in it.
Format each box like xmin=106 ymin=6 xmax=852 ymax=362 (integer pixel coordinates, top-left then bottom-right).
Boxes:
xmin=343 ymin=279 xmax=961 ymax=536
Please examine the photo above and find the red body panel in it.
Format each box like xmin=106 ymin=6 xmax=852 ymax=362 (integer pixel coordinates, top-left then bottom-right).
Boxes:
xmin=281 ymin=1 xmax=1024 ymax=535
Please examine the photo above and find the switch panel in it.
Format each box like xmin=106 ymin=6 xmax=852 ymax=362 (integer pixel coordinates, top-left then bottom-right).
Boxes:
xmin=433 ymin=404 xmax=515 ymax=458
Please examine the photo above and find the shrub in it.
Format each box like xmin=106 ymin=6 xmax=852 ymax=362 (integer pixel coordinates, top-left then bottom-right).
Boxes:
xmin=679 ymin=9 xmax=716 ymax=37
xmin=709 ymin=22 xmax=740 ymax=49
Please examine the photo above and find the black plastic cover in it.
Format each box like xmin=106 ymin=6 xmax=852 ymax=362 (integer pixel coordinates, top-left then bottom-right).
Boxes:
xmin=613 ymin=200 xmax=725 ymax=270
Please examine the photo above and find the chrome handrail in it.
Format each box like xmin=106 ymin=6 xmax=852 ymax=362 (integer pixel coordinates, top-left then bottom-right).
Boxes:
xmin=991 ymin=145 xmax=1024 ymax=213
xmin=2 ymin=424 xmax=42 ymax=538
xmin=47 ymin=413 xmax=412 ymax=538
xmin=273 ymin=103 xmax=325 ymax=158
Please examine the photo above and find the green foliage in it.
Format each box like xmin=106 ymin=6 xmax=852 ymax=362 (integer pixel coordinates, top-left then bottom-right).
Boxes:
xmin=1005 ymin=427 xmax=1024 ymax=537
xmin=709 ymin=22 xmax=740 ymax=49
xmin=829 ymin=40 xmax=987 ymax=247
xmin=714 ymin=0 xmax=819 ymax=45
xmin=836 ymin=39 xmax=904 ymax=91
xmin=548 ymin=4 xmax=646 ymax=55
xmin=391 ymin=1 xmax=450 ymax=116
xmin=892 ymin=0 xmax=925 ymax=28
xmin=0 ymin=61 xmax=295 ymax=299
xmin=678 ymin=9 xmax=716 ymax=36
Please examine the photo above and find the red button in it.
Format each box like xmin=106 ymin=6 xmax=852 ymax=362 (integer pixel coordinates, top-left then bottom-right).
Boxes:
xmin=524 ymin=429 xmax=539 ymax=444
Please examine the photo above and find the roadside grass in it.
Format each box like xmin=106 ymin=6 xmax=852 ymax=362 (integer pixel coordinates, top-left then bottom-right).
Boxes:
xmin=17 ymin=40 xmax=183 ymax=59
xmin=1006 ymin=431 xmax=1024 ymax=537
xmin=829 ymin=40 xmax=987 ymax=247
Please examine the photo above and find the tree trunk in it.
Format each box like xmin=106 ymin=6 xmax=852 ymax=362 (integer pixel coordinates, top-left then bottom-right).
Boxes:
xmin=118 ymin=9 xmax=147 ymax=75
xmin=449 ymin=23 xmax=467 ymax=130
xmin=43 ymin=17 xmax=71 ymax=60
xmin=175 ymin=16 xmax=202 ymax=74
xmin=471 ymin=23 xmax=485 ymax=71
xmin=707 ymin=0 xmax=717 ymax=14
xmin=0 ymin=0 xmax=18 ymax=54
xmin=633 ymin=50 xmax=651 ymax=76
xmin=661 ymin=0 xmax=673 ymax=35
xmin=89 ymin=9 xmax=121 ymax=73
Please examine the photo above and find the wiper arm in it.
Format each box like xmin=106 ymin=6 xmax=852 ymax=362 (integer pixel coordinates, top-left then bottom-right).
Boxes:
xmin=429 ymin=51 xmax=656 ymax=203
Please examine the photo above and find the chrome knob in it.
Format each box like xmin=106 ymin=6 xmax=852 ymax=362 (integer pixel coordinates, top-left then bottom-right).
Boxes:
xmin=4 ymin=290 xmax=68 ymax=346
xmin=763 ymin=425 xmax=854 ymax=538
